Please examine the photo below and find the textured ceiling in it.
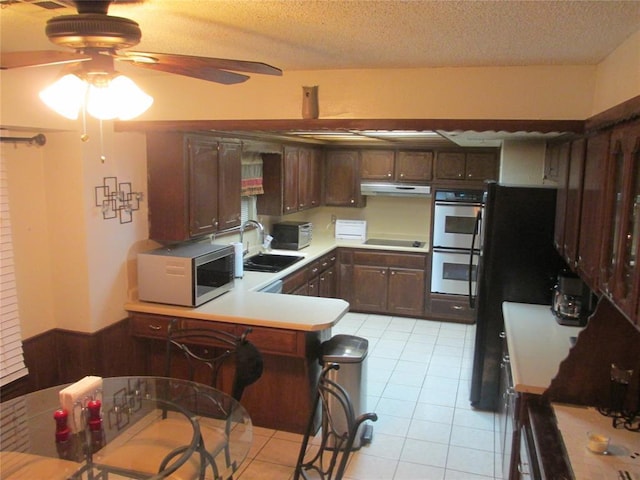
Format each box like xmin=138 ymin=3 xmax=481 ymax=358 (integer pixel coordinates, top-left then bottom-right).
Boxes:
xmin=1 ymin=0 xmax=639 ymax=146
xmin=1 ymin=0 xmax=639 ymax=71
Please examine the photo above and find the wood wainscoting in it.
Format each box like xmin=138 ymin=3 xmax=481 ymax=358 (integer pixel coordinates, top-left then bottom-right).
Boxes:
xmin=0 ymin=318 xmax=142 ymax=402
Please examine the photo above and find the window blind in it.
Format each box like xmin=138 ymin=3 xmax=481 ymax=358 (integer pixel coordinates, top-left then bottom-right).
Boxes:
xmin=0 ymin=154 xmax=28 ymax=387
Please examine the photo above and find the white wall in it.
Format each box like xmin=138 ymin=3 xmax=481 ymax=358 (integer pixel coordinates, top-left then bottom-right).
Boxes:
xmin=500 ymin=140 xmax=548 ymax=185
xmin=0 ymin=64 xmax=599 ymax=130
xmin=592 ymin=30 xmax=640 ymax=116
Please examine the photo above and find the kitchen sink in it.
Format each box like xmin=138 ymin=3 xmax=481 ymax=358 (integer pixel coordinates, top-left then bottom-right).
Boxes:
xmin=243 ymin=253 xmax=305 ymax=273
xmin=364 ymin=238 xmax=425 ymax=248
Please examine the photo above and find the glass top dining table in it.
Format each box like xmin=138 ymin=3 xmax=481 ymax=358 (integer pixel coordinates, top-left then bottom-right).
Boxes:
xmin=0 ymin=376 xmax=253 ymax=480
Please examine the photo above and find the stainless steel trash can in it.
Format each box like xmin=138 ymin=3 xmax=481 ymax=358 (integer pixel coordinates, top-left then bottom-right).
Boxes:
xmin=321 ymin=334 xmax=372 ymax=450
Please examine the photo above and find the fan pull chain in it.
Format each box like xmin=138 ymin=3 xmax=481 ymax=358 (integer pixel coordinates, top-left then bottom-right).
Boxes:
xmin=99 ymin=120 xmax=106 ymax=163
xmin=80 ymin=105 xmax=89 ymax=143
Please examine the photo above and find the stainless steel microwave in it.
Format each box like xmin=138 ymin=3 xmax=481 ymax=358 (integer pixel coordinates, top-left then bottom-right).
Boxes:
xmin=137 ymin=242 xmax=235 ymax=307
xmin=271 ymin=221 xmax=312 ymax=250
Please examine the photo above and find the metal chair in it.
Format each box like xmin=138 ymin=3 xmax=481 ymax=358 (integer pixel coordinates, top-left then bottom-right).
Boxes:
xmin=294 ymin=363 xmax=378 ymax=480
xmin=158 ymin=319 xmax=263 ymax=478
xmin=96 ymin=319 xmax=263 ymax=480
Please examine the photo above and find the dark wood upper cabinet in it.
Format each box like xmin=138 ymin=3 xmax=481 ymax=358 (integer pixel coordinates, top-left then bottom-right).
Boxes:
xmin=434 ymin=151 xmax=498 ymax=182
xmin=576 ymin=131 xmax=611 ymax=291
xmin=258 ymin=146 xmax=322 ymax=216
xmin=283 ymin=147 xmax=299 ymax=213
xmin=360 ymin=150 xmax=395 ymax=180
xmin=146 ymin=133 xmax=241 ymax=243
xmin=360 ymin=149 xmax=433 ymax=183
xmin=551 ymin=140 xmax=571 ymax=254
xmin=563 ymin=138 xmax=586 ymax=268
xmin=324 ymin=150 xmax=365 ymax=207
xmin=434 ymin=152 xmax=466 ymax=180
xmin=600 ymin=120 xmax=640 ymax=324
xmin=188 ymin=137 xmax=219 ymax=237
xmin=217 ymin=142 xmax=242 ymax=231
xmin=299 ymin=147 xmax=322 ymax=211
xmin=396 ymin=151 xmax=433 ymax=182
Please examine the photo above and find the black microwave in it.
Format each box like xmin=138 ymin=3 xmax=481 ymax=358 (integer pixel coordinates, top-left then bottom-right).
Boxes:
xmin=137 ymin=242 xmax=234 ymax=307
xmin=271 ymin=221 xmax=312 ymax=250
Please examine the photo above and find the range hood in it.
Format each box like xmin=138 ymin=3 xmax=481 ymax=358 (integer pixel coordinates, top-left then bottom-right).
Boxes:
xmin=360 ymin=182 xmax=431 ymax=197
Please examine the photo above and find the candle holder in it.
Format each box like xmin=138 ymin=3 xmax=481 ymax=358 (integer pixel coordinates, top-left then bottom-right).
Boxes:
xmin=598 ymin=363 xmax=640 ymax=431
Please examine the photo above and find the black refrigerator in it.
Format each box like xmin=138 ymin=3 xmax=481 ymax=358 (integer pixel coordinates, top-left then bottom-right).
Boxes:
xmin=469 ymin=182 xmax=567 ymax=411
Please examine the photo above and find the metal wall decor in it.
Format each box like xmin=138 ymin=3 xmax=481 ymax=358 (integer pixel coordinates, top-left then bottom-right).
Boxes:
xmin=94 ymin=176 xmax=143 ymax=224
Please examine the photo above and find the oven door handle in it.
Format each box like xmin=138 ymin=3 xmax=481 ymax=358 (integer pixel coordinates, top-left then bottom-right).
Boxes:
xmin=468 ymin=210 xmax=482 ymax=308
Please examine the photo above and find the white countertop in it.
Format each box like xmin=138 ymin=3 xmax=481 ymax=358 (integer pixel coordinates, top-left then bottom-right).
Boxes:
xmin=502 ymin=302 xmax=584 ymax=394
xmin=553 ymin=403 xmax=640 ymax=479
xmin=126 ymin=234 xmax=428 ymax=332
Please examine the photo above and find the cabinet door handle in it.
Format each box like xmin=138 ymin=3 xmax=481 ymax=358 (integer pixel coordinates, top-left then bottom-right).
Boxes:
xmin=350 ymin=199 xmax=355 ymax=204
xmin=452 ymin=305 xmax=463 ymax=310
xmin=148 ymin=324 xmax=162 ymax=331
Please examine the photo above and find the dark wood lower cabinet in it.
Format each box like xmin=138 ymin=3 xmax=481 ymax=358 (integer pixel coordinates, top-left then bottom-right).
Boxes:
xmin=129 ymin=313 xmax=329 ymax=434
xmin=345 ymin=248 xmax=428 ymax=318
xmin=428 ymin=293 xmax=475 ymax=323
xmin=282 ymin=250 xmax=337 ymax=298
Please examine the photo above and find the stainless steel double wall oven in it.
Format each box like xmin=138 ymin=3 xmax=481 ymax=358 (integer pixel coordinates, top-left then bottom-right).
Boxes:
xmin=430 ymin=189 xmax=484 ymax=296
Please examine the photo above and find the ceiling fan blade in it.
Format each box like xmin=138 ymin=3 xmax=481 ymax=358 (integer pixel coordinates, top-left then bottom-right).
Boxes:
xmin=115 ymin=52 xmax=250 ymax=84
xmin=120 ymin=51 xmax=282 ymax=76
xmin=1 ymin=51 xmax=91 ymax=70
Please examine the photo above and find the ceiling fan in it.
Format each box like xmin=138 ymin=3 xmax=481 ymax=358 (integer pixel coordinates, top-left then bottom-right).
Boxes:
xmin=0 ymin=0 xmax=283 ymax=84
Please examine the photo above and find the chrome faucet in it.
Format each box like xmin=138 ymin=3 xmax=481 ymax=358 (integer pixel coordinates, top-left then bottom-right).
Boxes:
xmin=240 ymin=219 xmax=265 ymax=255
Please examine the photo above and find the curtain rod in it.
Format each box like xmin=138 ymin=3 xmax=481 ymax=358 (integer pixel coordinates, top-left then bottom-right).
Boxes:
xmin=0 ymin=134 xmax=46 ymax=146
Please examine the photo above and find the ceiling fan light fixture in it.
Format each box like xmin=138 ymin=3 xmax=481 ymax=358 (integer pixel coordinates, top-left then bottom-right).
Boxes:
xmin=39 ymin=73 xmax=86 ymax=120
xmin=39 ymin=71 xmax=153 ymax=121
xmin=86 ymin=74 xmax=153 ymax=120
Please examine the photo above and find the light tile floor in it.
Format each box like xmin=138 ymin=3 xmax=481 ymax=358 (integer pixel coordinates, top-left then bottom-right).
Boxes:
xmin=235 ymin=312 xmax=503 ymax=480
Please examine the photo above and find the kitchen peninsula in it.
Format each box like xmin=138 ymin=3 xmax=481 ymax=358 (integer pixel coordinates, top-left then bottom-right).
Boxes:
xmin=125 ymin=235 xmax=428 ymax=433
xmin=126 ymin=245 xmax=346 ymax=433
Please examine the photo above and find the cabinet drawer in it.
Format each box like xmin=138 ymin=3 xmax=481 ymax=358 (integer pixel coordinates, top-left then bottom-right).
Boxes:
xmin=318 ymin=252 xmax=337 ymax=271
xmin=353 ymin=250 xmax=427 ymax=269
xmin=183 ymin=319 xmax=237 ymax=334
xmin=283 ymin=268 xmax=308 ymax=293
xmin=430 ymin=295 xmax=474 ymax=320
xmin=246 ymin=326 xmax=302 ymax=356
xmin=130 ymin=314 xmax=176 ymax=339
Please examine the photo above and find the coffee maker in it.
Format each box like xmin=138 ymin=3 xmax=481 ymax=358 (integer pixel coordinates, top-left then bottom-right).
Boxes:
xmin=551 ymin=271 xmax=592 ymax=326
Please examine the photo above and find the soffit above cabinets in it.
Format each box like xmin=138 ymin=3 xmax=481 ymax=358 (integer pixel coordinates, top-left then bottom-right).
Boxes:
xmin=212 ymin=128 xmax=571 ymax=148
xmin=116 ymin=118 xmax=583 ymax=148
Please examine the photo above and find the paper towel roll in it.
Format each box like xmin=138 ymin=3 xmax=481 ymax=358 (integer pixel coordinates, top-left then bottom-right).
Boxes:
xmin=232 ymin=242 xmax=243 ymax=278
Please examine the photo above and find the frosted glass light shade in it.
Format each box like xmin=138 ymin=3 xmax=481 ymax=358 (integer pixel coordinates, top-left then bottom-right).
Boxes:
xmin=39 ymin=73 xmax=153 ymax=121
xmin=87 ymin=75 xmax=154 ymax=120
xmin=39 ymin=74 xmax=86 ymax=120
